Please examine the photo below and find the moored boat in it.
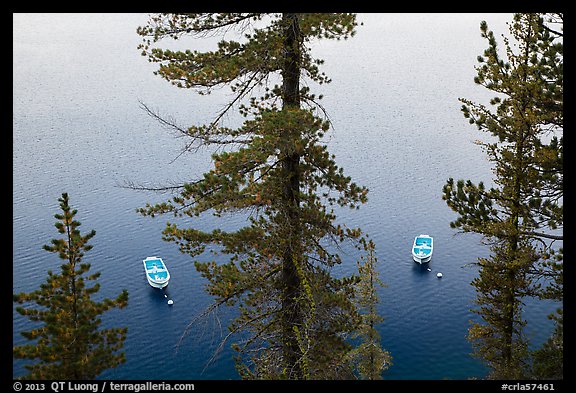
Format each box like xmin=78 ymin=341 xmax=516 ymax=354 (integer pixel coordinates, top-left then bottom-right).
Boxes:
xmin=412 ymin=234 xmax=433 ymax=264
xmin=143 ymin=256 xmax=170 ymax=288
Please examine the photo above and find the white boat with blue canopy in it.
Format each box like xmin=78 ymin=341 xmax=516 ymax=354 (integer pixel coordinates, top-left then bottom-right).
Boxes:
xmin=412 ymin=234 xmax=433 ymax=264
xmin=143 ymin=256 xmax=170 ymax=288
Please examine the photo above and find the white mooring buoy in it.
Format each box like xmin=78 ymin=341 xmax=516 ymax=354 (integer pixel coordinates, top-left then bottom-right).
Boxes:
xmin=437 ymin=272 xmax=443 ymax=278
xmin=167 ymin=299 xmax=174 ymax=305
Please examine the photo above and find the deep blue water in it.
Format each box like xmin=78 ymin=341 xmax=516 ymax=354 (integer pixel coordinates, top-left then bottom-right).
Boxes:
xmin=13 ymin=13 xmax=560 ymax=380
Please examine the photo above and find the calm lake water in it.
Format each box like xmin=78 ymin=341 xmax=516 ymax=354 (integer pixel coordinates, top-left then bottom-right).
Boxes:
xmin=13 ymin=13 xmax=560 ymax=380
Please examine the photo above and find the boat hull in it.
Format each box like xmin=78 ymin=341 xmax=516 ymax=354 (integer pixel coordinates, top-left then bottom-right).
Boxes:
xmin=143 ymin=256 xmax=170 ymax=289
xmin=147 ymin=278 xmax=169 ymax=289
xmin=412 ymin=254 xmax=432 ymax=264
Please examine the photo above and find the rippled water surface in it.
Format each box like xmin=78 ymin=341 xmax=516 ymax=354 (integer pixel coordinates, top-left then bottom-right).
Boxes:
xmin=13 ymin=13 xmax=559 ymax=380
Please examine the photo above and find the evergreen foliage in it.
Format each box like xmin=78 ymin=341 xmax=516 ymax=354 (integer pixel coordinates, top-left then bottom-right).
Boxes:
xmin=136 ymin=13 xmax=372 ymax=379
xmin=531 ymin=309 xmax=563 ymax=379
xmin=347 ymin=240 xmax=392 ymax=380
xmin=13 ymin=193 xmax=129 ymax=380
xmin=442 ymin=13 xmax=562 ymax=379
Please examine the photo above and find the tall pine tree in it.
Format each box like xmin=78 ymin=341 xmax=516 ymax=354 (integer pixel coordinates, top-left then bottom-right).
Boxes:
xmin=13 ymin=193 xmax=129 ymax=380
xmin=442 ymin=13 xmax=563 ymax=379
xmin=136 ymin=13 xmax=368 ymax=379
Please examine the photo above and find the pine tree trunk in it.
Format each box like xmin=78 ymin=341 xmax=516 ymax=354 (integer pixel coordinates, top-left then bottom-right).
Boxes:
xmin=65 ymin=213 xmax=82 ymax=379
xmin=280 ymin=12 xmax=305 ymax=379
xmin=503 ymin=107 xmax=528 ymax=376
